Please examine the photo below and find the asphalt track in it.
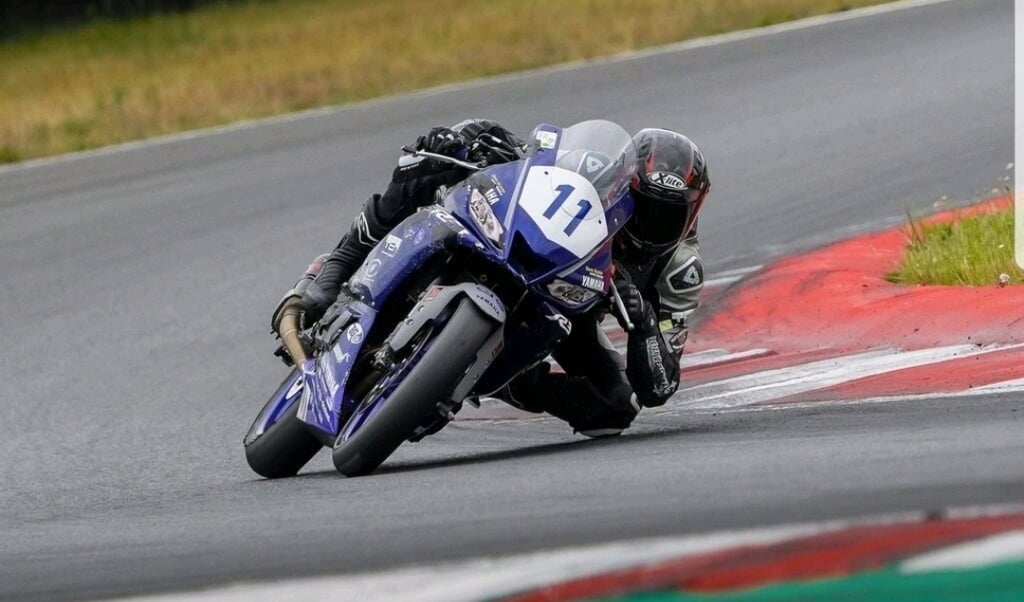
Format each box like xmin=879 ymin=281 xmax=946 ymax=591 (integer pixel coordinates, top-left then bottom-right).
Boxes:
xmin=0 ymin=0 xmax=1017 ymax=599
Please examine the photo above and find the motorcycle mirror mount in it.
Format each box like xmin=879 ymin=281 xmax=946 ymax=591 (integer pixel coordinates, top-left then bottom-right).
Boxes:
xmin=400 ymin=146 xmax=486 ymax=171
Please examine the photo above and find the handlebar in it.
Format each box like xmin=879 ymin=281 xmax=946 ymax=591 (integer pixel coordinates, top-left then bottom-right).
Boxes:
xmin=400 ymin=146 xmax=486 ymax=171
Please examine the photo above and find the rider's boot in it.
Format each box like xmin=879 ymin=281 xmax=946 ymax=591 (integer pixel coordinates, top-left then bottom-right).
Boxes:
xmin=502 ymin=362 xmax=639 ymax=438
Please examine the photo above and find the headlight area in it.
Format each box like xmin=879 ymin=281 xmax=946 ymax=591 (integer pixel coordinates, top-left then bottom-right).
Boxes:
xmin=469 ymin=188 xmax=505 ymax=248
xmin=545 ymin=279 xmax=598 ymax=307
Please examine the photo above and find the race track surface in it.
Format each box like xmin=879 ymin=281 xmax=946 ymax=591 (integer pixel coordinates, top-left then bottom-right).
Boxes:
xmin=0 ymin=0 xmax=1016 ymax=599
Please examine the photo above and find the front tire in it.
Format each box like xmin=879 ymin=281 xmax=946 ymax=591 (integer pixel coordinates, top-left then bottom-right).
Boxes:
xmin=332 ymin=297 xmax=496 ymax=476
xmin=245 ymin=375 xmax=322 ymax=479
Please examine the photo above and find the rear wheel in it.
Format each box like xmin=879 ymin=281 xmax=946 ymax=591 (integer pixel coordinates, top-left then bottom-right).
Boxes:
xmin=244 ymin=372 xmax=322 ymax=479
xmin=332 ymin=297 xmax=496 ymax=476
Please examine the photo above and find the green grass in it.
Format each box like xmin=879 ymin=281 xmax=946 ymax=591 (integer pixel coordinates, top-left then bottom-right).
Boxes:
xmin=887 ymin=202 xmax=1023 ymax=287
xmin=0 ymin=0 xmax=896 ymax=163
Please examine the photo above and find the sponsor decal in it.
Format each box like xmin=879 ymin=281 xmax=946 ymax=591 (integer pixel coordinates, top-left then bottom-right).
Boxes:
xmin=545 ymin=313 xmax=573 ymax=335
xmin=490 ymin=339 xmax=505 ymax=360
xmin=668 ymin=257 xmax=704 ymax=291
xmin=434 ymin=211 xmax=463 ymax=230
xmin=580 ymin=275 xmax=604 ymax=291
xmin=285 ymin=377 xmax=304 ymax=399
xmin=585 ymin=154 xmax=606 ymax=174
xmin=470 ymin=288 xmax=504 ymax=319
xmin=403 ymin=222 xmax=424 ymax=241
xmin=382 ymin=234 xmax=403 ymax=257
xmin=646 ymin=336 xmax=675 ymax=396
xmin=546 ymin=280 xmax=598 ymax=305
xmin=346 ymin=323 xmax=364 ymax=345
xmin=364 ymin=258 xmax=382 ymax=281
xmin=649 ymin=170 xmax=687 ymax=190
xmin=321 ymin=360 xmax=340 ymax=396
xmin=422 ymin=286 xmax=444 ymax=302
xmin=332 ymin=346 xmax=351 ymax=364
xmin=484 ymin=188 xmax=501 ymax=205
xmin=536 ymin=131 xmax=558 ymax=149
xmin=681 ymin=265 xmax=700 ymax=285
xmin=489 ymin=175 xmax=506 ymax=196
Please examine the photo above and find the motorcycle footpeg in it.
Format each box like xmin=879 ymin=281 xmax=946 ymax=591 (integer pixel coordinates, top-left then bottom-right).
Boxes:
xmin=272 ymin=344 xmax=295 ymax=367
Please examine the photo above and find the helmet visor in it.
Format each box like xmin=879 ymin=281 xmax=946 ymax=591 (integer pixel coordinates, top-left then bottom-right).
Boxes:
xmin=631 ymin=189 xmax=703 ymax=246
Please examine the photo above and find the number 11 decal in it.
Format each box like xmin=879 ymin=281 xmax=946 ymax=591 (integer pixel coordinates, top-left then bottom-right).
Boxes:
xmin=543 ymin=184 xmax=592 ymax=236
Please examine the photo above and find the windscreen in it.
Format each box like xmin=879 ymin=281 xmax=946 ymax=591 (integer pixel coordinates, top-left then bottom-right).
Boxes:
xmin=550 ymin=120 xmax=637 ymax=209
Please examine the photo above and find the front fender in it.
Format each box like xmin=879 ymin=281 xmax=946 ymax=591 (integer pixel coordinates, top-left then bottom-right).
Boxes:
xmin=387 ymin=283 xmax=506 ymax=354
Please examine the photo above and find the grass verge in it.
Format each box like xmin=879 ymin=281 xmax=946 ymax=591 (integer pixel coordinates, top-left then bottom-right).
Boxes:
xmin=0 ymin=0 xmax=895 ymax=163
xmin=887 ymin=200 xmax=1023 ymax=287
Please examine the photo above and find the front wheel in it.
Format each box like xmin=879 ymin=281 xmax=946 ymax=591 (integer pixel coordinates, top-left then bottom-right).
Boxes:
xmin=332 ymin=297 xmax=496 ymax=476
xmin=244 ymin=371 xmax=323 ymax=479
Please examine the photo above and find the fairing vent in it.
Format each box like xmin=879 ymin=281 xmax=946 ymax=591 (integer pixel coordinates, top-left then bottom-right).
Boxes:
xmin=508 ymin=232 xmax=556 ymax=279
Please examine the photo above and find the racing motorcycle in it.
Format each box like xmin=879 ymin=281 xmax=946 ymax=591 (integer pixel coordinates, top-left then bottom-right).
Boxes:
xmin=244 ymin=120 xmax=637 ymax=478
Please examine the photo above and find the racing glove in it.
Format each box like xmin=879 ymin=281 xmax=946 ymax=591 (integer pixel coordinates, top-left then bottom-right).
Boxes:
xmin=393 ymin=126 xmax=467 ymax=181
xmin=385 ymin=126 xmax=471 ymax=209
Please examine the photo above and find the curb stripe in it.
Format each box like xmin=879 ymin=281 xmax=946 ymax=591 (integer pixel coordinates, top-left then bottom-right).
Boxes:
xmin=901 ymin=531 xmax=1024 ymax=573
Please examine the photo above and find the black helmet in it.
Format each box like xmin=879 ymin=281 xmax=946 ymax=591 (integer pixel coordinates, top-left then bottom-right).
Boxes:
xmin=622 ymin=128 xmax=710 ymax=255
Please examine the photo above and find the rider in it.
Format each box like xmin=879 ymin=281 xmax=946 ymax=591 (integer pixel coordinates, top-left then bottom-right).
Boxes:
xmin=271 ymin=119 xmax=710 ymax=436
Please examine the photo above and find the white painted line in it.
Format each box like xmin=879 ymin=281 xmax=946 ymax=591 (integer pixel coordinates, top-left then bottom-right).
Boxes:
xmin=974 ymin=376 xmax=1024 ymax=392
xmin=705 ymin=265 xmax=763 ymax=288
xmin=106 ymin=502 xmax=1024 ymax=602
xmin=680 ymin=348 xmax=772 ymax=370
xmin=694 ymin=384 xmax=1024 ymax=415
xmin=901 ymin=530 xmax=1024 ymax=573
xmin=674 ymin=344 xmax=1024 ymax=409
xmin=0 ymin=0 xmax=960 ymax=176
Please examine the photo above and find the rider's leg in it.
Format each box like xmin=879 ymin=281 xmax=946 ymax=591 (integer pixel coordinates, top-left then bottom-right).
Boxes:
xmin=312 ymin=194 xmax=394 ymax=304
xmin=505 ymin=313 xmax=639 ymax=437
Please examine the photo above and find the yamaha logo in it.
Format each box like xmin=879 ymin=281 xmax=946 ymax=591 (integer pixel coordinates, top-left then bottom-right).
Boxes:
xmin=649 ymin=171 xmax=687 ymax=190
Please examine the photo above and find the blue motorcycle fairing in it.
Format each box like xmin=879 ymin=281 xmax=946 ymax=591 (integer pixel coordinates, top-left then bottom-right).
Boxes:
xmin=297 ymin=300 xmax=377 ymax=435
xmin=297 ymin=209 xmax=509 ymax=436
xmin=447 ymin=123 xmax=635 ymax=314
xmin=469 ymin=299 xmax=572 ymax=396
xmin=348 ymin=208 xmax=495 ymax=308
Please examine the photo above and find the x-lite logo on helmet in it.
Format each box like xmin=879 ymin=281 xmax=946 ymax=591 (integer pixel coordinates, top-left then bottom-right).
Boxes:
xmin=648 ymin=171 xmax=687 ymax=191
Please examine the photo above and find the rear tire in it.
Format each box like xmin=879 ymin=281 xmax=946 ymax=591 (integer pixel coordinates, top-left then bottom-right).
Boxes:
xmin=245 ymin=380 xmax=322 ymax=479
xmin=332 ymin=297 xmax=496 ymax=476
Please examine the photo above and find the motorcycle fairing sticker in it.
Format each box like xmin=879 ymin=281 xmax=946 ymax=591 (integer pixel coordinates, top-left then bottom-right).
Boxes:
xmin=297 ymin=310 xmax=378 ymax=435
xmin=517 ymin=166 xmax=609 ymax=259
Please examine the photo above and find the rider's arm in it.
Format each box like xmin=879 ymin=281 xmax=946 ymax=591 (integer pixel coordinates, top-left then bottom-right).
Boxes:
xmin=655 ymin=225 xmax=703 ymax=320
xmin=613 ymin=265 xmax=681 ymax=408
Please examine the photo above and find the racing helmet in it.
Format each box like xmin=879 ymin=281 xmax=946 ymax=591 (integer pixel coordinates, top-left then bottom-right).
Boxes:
xmin=622 ymin=128 xmax=710 ymax=255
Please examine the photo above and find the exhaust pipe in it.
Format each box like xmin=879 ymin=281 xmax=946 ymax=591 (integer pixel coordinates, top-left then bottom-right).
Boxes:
xmin=278 ymin=306 xmax=309 ymax=366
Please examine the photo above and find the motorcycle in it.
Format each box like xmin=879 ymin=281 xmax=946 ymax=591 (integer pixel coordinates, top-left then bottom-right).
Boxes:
xmin=244 ymin=119 xmax=637 ymax=478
